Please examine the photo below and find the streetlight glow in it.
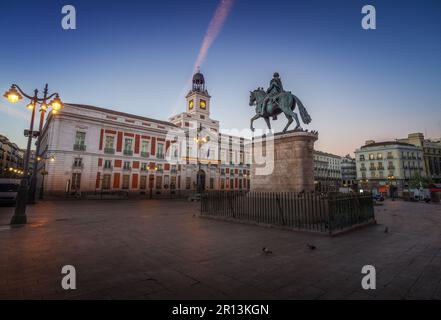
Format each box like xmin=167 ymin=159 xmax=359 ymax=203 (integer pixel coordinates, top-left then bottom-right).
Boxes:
xmin=49 ymin=95 xmax=64 ymax=111
xmin=3 ymin=86 xmax=22 ymax=103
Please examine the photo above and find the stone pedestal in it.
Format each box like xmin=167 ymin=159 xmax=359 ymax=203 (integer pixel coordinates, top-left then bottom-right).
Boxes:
xmin=251 ymin=130 xmax=318 ymax=193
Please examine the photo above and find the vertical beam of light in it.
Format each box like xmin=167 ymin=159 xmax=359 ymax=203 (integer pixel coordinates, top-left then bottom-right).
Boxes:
xmin=170 ymin=0 xmax=235 ymax=116
xmin=192 ymin=0 xmax=235 ymax=72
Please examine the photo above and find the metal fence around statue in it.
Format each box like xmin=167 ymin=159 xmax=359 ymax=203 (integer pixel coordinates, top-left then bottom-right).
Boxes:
xmin=200 ymin=191 xmax=375 ymax=235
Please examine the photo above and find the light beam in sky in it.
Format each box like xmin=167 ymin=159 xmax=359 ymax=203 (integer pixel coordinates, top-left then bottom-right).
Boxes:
xmin=170 ymin=0 xmax=235 ymax=116
xmin=193 ymin=0 xmax=235 ymax=72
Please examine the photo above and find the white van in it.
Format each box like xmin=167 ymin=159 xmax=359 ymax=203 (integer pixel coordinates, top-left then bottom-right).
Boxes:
xmin=0 ymin=178 xmax=20 ymax=206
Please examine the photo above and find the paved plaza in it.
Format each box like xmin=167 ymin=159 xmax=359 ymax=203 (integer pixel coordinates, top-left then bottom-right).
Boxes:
xmin=0 ymin=199 xmax=441 ymax=300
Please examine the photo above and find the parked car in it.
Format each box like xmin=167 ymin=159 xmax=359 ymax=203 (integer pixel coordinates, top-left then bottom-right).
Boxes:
xmin=373 ymin=194 xmax=384 ymax=202
xmin=0 ymin=178 xmax=20 ymax=206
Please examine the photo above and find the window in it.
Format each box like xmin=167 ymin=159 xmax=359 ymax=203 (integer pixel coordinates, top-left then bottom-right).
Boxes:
xmin=122 ymin=175 xmax=130 ymax=189
xmin=102 ymin=174 xmax=111 ymax=189
xmin=105 ymin=136 xmax=114 ymax=149
xmin=73 ymin=157 xmax=82 ymax=168
xmin=156 ymin=176 xmax=162 ymax=189
xmin=157 ymin=143 xmax=164 ymax=158
xmin=124 ymin=138 xmax=133 ymax=155
xmin=186 ymin=177 xmax=191 ymax=189
xmin=230 ymin=178 xmax=234 ymax=189
xmin=123 ymin=161 xmax=131 ymax=170
xmin=221 ymin=178 xmax=225 ymax=189
xmin=74 ymin=132 xmax=86 ymax=151
xmin=140 ymin=176 xmax=147 ymax=189
xmin=387 ymin=152 xmax=393 ymax=159
xmin=239 ymin=179 xmax=242 ymax=189
xmin=104 ymin=160 xmax=112 ymax=168
xmin=141 ymin=163 xmax=148 ymax=171
xmin=71 ymin=173 xmax=81 ymax=190
xmin=170 ymin=176 xmax=176 ymax=189
xmin=75 ymin=132 xmax=86 ymax=146
xmin=141 ymin=141 xmax=150 ymax=157
xmin=369 ymin=153 xmax=374 ymax=160
xmin=210 ymin=178 xmax=214 ymax=189
xmin=164 ymin=175 xmax=170 ymax=189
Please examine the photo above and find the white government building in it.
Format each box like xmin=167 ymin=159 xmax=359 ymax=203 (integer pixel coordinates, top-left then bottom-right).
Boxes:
xmin=38 ymin=71 xmax=251 ymax=197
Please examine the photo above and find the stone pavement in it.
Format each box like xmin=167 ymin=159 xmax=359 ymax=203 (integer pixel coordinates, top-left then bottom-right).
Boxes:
xmin=0 ymin=199 xmax=440 ymax=300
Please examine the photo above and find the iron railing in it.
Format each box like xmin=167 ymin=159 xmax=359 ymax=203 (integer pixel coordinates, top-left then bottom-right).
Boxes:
xmin=201 ymin=191 xmax=375 ymax=235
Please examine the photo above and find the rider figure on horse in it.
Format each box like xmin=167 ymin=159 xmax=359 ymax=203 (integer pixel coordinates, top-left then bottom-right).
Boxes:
xmin=261 ymin=72 xmax=284 ymax=120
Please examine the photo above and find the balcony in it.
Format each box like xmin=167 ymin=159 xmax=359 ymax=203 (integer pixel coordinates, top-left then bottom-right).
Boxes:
xmin=387 ymin=156 xmax=394 ymax=159
xmin=123 ymin=149 xmax=133 ymax=156
xmin=72 ymin=163 xmax=83 ymax=169
xmin=171 ymin=169 xmax=178 ymax=174
xmin=103 ymin=165 xmax=113 ymax=170
xmin=369 ymin=167 xmax=376 ymax=171
xmin=387 ymin=165 xmax=395 ymax=170
xmin=123 ymin=166 xmax=132 ymax=171
xmin=104 ymin=147 xmax=115 ymax=154
xmin=141 ymin=151 xmax=149 ymax=158
xmin=377 ymin=166 xmax=384 ymax=171
xmin=360 ymin=167 xmax=367 ymax=171
xmin=73 ymin=144 xmax=86 ymax=151
xmin=156 ymin=153 xmax=165 ymax=159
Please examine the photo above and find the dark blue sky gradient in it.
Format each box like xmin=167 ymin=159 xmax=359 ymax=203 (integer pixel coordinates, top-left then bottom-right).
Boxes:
xmin=1 ymin=0 xmax=440 ymax=155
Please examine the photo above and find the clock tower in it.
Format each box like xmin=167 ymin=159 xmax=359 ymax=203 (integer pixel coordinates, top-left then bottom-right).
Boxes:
xmin=186 ymin=69 xmax=211 ymax=116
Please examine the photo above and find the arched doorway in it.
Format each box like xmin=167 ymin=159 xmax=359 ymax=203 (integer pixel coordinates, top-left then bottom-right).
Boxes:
xmin=197 ymin=169 xmax=206 ymax=193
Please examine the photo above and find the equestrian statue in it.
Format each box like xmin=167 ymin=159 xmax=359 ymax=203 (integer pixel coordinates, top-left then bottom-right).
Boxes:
xmin=249 ymin=72 xmax=312 ymax=132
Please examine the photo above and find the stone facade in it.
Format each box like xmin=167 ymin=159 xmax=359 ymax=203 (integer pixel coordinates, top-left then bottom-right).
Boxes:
xmin=251 ymin=131 xmax=318 ymax=192
xmin=354 ymin=140 xmax=425 ymax=195
xmin=38 ymin=71 xmax=251 ymax=197
xmin=313 ymin=150 xmax=342 ymax=191
xmin=0 ymin=134 xmax=24 ymax=177
xmin=398 ymin=133 xmax=441 ymax=182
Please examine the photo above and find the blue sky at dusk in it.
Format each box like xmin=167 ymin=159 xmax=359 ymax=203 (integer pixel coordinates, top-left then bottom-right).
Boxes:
xmin=1 ymin=0 xmax=440 ymax=155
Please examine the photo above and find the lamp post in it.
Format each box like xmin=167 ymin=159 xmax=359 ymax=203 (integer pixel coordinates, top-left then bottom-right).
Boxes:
xmin=193 ymin=123 xmax=209 ymax=195
xmin=3 ymin=84 xmax=63 ymax=225
xmin=146 ymin=165 xmax=158 ymax=199
xmin=37 ymin=155 xmax=55 ymax=200
xmin=387 ymin=175 xmax=396 ymax=201
xmin=29 ymin=84 xmax=63 ymax=203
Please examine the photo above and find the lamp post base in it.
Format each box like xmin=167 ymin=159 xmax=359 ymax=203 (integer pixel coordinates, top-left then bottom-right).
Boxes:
xmin=10 ymin=181 xmax=28 ymax=225
xmin=10 ymin=214 xmax=27 ymax=225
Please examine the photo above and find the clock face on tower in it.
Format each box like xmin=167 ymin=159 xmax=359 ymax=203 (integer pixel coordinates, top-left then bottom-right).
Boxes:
xmin=188 ymin=100 xmax=194 ymax=110
xmin=200 ymin=100 xmax=206 ymax=109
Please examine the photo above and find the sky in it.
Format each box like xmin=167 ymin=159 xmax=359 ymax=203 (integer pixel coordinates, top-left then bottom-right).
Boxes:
xmin=0 ymin=0 xmax=440 ymax=156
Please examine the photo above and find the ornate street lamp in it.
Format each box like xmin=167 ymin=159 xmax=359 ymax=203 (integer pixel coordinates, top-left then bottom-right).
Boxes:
xmin=193 ymin=123 xmax=210 ymax=195
xmin=3 ymin=83 xmax=63 ymax=225
xmin=37 ymin=155 xmax=55 ymax=200
xmin=146 ymin=165 xmax=158 ymax=199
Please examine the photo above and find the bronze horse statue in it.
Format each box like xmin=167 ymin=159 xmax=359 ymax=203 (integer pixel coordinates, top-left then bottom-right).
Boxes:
xmin=249 ymin=88 xmax=312 ymax=132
